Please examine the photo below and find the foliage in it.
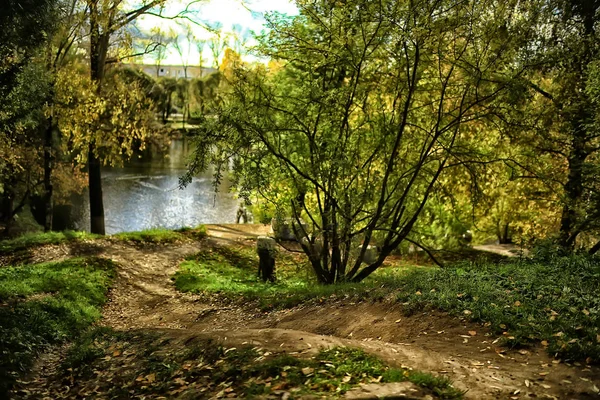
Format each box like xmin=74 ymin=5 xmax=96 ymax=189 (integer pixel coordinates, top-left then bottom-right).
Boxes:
xmin=0 ymin=257 xmax=115 ymax=394
xmin=61 ymin=329 xmax=462 ymax=399
xmin=187 ymin=0 xmax=521 ymax=283
xmin=492 ymin=0 xmax=600 ymax=251
xmin=55 ymin=65 xmax=159 ymax=167
xmin=395 ymin=255 xmax=600 ymax=362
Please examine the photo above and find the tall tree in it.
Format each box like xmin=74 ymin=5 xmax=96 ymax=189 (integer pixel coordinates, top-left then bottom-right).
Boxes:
xmin=503 ymin=0 xmax=600 ymax=251
xmin=0 ymin=0 xmax=58 ymax=233
xmin=187 ymin=0 xmax=521 ymax=283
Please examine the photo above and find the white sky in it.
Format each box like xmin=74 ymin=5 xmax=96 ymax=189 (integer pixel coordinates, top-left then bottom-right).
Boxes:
xmin=135 ymin=0 xmax=298 ymax=66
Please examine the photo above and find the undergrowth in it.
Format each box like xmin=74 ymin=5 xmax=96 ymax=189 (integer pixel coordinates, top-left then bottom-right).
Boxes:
xmin=61 ymin=328 xmax=463 ymax=399
xmin=0 ymin=257 xmax=115 ymax=395
xmin=395 ymin=255 xmax=600 ymax=362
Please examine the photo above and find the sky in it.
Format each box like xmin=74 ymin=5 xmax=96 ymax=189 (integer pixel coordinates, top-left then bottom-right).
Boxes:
xmin=135 ymin=0 xmax=298 ymax=66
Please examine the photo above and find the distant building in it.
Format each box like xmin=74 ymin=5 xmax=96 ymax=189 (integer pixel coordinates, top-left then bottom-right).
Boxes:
xmin=124 ymin=64 xmax=218 ymax=79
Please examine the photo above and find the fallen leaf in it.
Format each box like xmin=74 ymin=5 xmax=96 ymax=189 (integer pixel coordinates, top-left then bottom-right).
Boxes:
xmin=541 ymin=340 xmax=549 ymax=347
xmin=112 ymin=350 xmax=121 ymax=357
xmin=539 ymin=372 xmax=549 ymax=376
xmin=146 ymin=373 xmax=156 ymax=383
xmin=468 ymin=331 xmax=477 ymax=336
xmin=514 ymin=301 xmax=521 ymax=307
xmin=553 ymin=332 xmax=564 ymax=337
xmin=415 ymin=291 xmax=422 ymax=296
xmin=525 ymin=379 xmax=531 ymax=388
xmin=519 ymin=350 xmax=529 ymax=355
xmin=540 ymin=384 xmax=551 ymax=389
xmin=582 ymin=309 xmax=590 ymax=316
xmin=499 ymin=324 xmax=507 ymax=329
xmin=342 ymin=376 xmax=351 ymax=383
xmin=463 ymin=310 xmax=472 ymax=316
xmin=301 ymin=367 xmax=314 ymax=376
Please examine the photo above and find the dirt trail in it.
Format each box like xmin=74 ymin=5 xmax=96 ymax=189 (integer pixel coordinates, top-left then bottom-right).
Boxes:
xmin=8 ymin=225 xmax=600 ymax=399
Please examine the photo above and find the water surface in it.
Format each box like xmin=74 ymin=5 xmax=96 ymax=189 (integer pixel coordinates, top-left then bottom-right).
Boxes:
xmin=73 ymin=139 xmax=239 ymax=234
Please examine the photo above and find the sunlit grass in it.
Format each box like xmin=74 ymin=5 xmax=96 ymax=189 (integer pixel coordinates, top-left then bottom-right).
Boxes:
xmin=174 ymin=245 xmax=421 ymax=310
xmin=0 ymin=230 xmax=100 ymax=254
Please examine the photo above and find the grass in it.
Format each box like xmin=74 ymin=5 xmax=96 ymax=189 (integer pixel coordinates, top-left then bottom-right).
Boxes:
xmin=394 ymin=255 xmax=600 ymax=362
xmin=0 ymin=226 xmax=207 ymax=255
xmin=111 ymin=226 xmax=207 ymax=244
xmin=173 ymin=245 xmax=420 ymax=310
xmin=61 ymin=329 xmax=463 ymax=399
xmin=175 ymin=245 xmax=600 ymax=363
xmin=0 ymin=257 xmax=115 ymax=394
xmin=0 ymin=230 xmax=100 ymax=254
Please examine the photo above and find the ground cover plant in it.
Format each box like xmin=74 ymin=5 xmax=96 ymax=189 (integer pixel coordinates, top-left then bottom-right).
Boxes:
xmin=58 ymin=328 xmax=463 ymax=399
xmin=395 ymin=255 xmax=600 ymax=363
xmin=173 ymin=245 xmax=424 ymax=310
xmin=0 ymin=257 xmax=115 ymax=394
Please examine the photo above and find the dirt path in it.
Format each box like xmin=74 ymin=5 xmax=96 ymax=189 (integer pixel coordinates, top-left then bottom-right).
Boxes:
xmin=8 ymin=226 xmax=600 ymax=399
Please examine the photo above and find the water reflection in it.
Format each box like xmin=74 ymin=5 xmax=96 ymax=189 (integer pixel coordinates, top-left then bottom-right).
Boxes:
xmin=73 ymin=139 xmax=239 ymax=234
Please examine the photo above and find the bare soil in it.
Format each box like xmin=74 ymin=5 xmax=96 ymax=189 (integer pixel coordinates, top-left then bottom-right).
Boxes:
xmin=6 ymin=225 xmax=600 ymax=399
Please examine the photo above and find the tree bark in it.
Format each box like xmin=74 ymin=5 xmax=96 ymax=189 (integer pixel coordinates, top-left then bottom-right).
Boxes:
xmin=88 ymin=144 xmax=105 ymax=234
xmin=88 ymin=2 xmax=108 ymax=235
xmin=43 ymin=119 xmax=54 ymax=232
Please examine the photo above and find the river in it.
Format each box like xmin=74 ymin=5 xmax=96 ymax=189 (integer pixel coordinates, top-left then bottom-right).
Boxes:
xmin=71 ymin=139 xmax=240 ymax=234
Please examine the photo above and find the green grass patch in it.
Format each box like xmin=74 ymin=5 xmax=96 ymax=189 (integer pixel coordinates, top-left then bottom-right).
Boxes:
xmin=112 ymin=226 xmax=206 ymax=244
xmin=394 ymin=255 xmax=600 ymax=362
xmin=0 ymin=257 xmax=115 ymax=394
xmin=173 ymin=245 xmax=419 ymax=310
xmin=60 ymin=329 xmax=462 ymax=399
xmin=0 ymin=231 xmax=99 ymax=254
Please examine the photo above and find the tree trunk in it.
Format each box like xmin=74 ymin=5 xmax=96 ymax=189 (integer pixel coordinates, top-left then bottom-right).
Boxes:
xmin=558 ymin=131 xmax=587 ymax=248
xmin=43 ymin=119 xmax=54 ymax=232
xmin=88 ymin=4 xmax=108 ymax=235
xmin=88 ymin=144 xmax=105 ymax=234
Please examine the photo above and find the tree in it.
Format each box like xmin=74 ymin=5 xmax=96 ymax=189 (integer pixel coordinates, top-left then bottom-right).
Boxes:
xmin=187 ymin=0 xmax=520 ymax=283
xmin=502 ymin=0 xmax=600 ymax=252
xmin=0 ymin=0 xmax=58 ymax=233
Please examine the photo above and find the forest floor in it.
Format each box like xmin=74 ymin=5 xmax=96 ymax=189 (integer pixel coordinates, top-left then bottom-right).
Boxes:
xmin=2 ymin=225 xmax=599 ymax=399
